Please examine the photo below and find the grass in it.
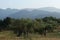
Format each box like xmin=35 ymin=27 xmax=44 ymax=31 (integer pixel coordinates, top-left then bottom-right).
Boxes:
xmin=0 ymin=31 xmax=60 ymax=40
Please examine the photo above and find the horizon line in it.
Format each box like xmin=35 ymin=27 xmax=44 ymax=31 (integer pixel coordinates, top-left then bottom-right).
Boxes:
xmin=0 ymin=7 xmax=60 ymax=9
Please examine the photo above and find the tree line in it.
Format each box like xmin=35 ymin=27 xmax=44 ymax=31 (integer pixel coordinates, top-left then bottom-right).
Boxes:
xmin=0 ymin=16 xmax=60 ymax=37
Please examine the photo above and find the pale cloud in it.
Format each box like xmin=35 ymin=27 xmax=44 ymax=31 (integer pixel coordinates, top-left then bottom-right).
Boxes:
xmin=0 ymin=0 xmax=60 ymax=9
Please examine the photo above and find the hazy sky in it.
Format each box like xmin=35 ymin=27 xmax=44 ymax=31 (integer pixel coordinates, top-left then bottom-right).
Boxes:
xmin=0 ymin=0 xmax=60 ymax=9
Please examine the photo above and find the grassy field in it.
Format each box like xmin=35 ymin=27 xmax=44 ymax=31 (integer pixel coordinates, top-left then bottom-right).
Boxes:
xmin=0 ymin=31 xmax=60 ymax=40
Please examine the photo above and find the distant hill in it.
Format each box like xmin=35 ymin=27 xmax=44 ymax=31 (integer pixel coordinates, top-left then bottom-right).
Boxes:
xmin=9 ymin=7 xmax=60 ymax=19
xmin=0 ymin=8 xmax=19 ymax=19
xmin=1 ymin=7 xmax=60 ymax=19
xmin=39 ymin=7 xmax=60 ymax=12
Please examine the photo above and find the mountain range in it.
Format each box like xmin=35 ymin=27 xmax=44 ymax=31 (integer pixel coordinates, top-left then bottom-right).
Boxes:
xmin=0 ymin=8 xmax=19 ymax=19
xmin=0 ymin=7 xmax=60 ymax=19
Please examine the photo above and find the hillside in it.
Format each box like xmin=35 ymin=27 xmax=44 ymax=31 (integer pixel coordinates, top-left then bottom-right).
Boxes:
xmin=0 ymin=7 xmax=60 ymax=19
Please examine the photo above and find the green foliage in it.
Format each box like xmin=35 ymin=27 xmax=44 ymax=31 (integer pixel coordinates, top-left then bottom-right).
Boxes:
xmin=0 ymin=16 xmax=60 ymax=37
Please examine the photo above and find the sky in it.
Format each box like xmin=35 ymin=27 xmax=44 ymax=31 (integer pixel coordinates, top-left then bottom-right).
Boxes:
xmin=0 ymin=0 xmax=60 ymax=9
